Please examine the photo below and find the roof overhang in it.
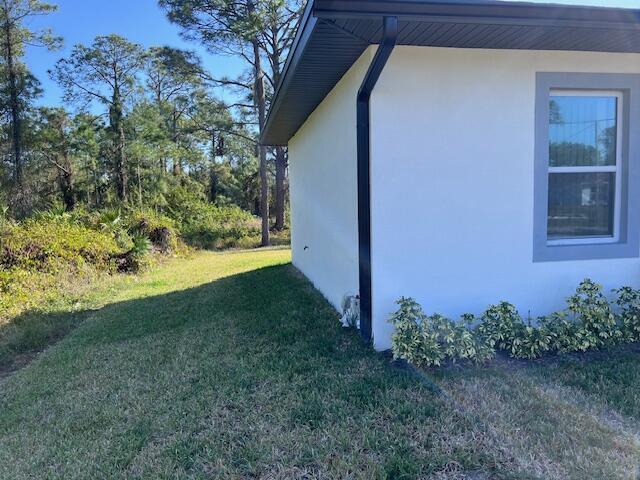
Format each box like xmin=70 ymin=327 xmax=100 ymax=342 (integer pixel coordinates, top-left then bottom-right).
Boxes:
xmin=262 ymin=0 xmax=640 ymax=145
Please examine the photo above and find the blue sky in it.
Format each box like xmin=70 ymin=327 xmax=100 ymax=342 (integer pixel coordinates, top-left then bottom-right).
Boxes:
xmin=25 ymin=0 xmax=640 ymax=108
xmin=26 ymin=0 xmax=245 ymax=108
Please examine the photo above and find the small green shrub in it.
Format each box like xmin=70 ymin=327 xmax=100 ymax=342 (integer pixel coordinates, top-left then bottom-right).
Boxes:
xmin=130 ymin=234 xmax=152 ymax=258
xmin=177 ymin=203 xmax=261 ymax=250
xmin=509 ymin=323 xmax=552 ymax=359
xmin=477 ymin=302 xmax=522 ymax=351
xmin=111 ymin=233 xmax=153 ymax=274
xmin=429 ymin=313 xmax=495 ymax=363
xmin=567 ymin=279 xmax=621 ymax=348
xmin=125 ymin=208 xmax=178 ymax=253
xmin=476 ymin=303 xmax=552 ymax=359
xmin=615 ymin=286 xmax=640 ymax=341
xmin=388 ymin=298 xmax=443 ymax=367
xmin=539 ymin=311 xmax=587 ymax=353
xmin=388 ymin=298 xmax=494 ymax=367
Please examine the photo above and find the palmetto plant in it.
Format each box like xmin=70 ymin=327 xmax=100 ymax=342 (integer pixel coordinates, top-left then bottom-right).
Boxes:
xmin=130 ymin=234 xmax=152 ymax=258
xmin=97 ymin=209 xmax=122 ymax=232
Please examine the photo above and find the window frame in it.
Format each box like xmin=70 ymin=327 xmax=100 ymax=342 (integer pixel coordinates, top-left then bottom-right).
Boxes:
xmin=547 ymin=89 xmax=623 ymax=246
xmin=533 ymin=73 xmax=640 ymax=262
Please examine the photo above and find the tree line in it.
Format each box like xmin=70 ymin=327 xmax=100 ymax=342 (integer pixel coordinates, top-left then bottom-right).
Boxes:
xmin=0 ymin=0 xmax=304 ymax=245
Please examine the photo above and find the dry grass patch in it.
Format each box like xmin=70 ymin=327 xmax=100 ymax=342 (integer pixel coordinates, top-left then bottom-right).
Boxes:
xmin=434 ymin=359 xmax=640 ymax=480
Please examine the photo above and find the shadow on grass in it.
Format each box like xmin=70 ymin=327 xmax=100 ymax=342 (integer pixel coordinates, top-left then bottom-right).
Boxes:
xmin=0 ymin=262 xmax=293 ymax=369
xmin=0 ymin=309 xmax=93 ymax=376
xmin=0 ymin=263 xmax=469 ymax=479
xmin=1 ymin=263 xmax=415 ymax=395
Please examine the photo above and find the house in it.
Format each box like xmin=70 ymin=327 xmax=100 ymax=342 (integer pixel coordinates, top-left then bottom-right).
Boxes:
xmin=262 ymin=0 xmax=640 ymax=351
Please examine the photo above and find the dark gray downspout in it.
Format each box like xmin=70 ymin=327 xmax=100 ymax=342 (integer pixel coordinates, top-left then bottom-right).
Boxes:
xmin=357 ymin=16 xmax=398 ymax=343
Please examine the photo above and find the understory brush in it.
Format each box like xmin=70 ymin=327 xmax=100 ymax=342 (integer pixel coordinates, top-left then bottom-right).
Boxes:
xmin=0 ymin=210 xmax=174 ymax=362
xmin=164 ymin=185 xmax=289 ymax=249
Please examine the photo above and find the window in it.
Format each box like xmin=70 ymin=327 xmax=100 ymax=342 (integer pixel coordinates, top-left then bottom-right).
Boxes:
xmin=534 ymin=73 xmax=640 ymax=262
xmin=547 ymin=91 xmax=622 ymax=244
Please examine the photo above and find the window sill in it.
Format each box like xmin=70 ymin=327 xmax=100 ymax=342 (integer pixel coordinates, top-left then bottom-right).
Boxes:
xmin=534 ymin=240 xmax=639 ymax=262
xmin=547 ymin=236 xmax=619 ymax=247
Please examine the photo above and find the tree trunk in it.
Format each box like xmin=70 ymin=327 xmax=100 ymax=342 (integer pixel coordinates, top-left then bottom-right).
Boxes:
xmin=116 ymin=122 xmax=128 ymax=201
xmin=137 ymin=159 xmax=143 ymax=207
xmin=209 ymin=165 xmax=218 ymax=203
xmin=110 ymin=87 xmax=128 ymax=202
xmin=268 ymin=23 xmax=287 ymax=233
xmin=258 ymin=145 xmax=269 ymax=245
xmin=57 ymin=155 xmax=75 ymax=212
xmin=249 ymin=18 xmax=269 ymax=245
xmin=274 ymin=146 xmax=287 ymax=231
xmin=171 ymin=108 xmax=181 ymax=175
xmin=3 ymin=13 xmax=22 ymax=188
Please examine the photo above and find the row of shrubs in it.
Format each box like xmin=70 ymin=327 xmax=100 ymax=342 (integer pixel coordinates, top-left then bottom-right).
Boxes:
xmin=388 ymin=279 xmax=640 ymax=367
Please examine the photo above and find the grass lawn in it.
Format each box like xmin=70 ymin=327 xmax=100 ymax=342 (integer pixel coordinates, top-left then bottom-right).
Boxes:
xmin=1 ymin=249 xmax=639 ymax=479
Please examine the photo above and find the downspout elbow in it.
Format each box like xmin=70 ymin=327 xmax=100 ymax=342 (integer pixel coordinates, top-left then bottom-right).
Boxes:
xmin=357 ymin=17 xmax=399 ymax=104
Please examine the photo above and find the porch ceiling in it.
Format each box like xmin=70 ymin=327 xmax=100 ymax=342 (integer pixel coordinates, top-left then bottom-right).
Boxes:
xmin=262 ymin=0 xmax=640 ymax=146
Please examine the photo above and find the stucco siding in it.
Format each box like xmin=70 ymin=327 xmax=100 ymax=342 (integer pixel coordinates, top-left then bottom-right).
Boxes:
xmin=288 ymin=48 xmax=374 ymax=311
xmin=370 ymin=46 xmax=640 ymax=350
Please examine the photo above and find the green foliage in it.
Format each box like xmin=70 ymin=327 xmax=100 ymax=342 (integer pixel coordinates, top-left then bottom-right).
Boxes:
xmin=567 ymin=279 xmax=621 ymax=347
xmin=0 ymin=215 xmax=124 ymax=321
xmin=509 ymin=323 xmax=552 ymax=359
xmin=125 ymin=208 xmax=178 ymax=253
xmin=0 ymin=208 xmax=182 ymax=320
xmin=388 ymin=298 xmax=443 ymax=367
xmin=0 ymin=216 xmax=120 ymax=273
xmin=388 ymin=298 xmax=494 ymax=367
xmin=538 ymin=311 xmax=589 ymax=353
xmin=477 ymin=303 xmax=552 ymax=359
xmin=477 ymin=302 xmax=522 ymax=351
xmin=391 ymin=280 xmax=640 ymax=368
xmin=430 ymin=313 xmax=495 ymax=363
xmin=129 ymin=234 xmax=152 ymax=258
xmin=615 ymin=286 xmax=640 ymax=341
xmin=159 ymin=181 xmax=262 ymax=249
xmin=180 ymin=204 xmax=260 ymax=249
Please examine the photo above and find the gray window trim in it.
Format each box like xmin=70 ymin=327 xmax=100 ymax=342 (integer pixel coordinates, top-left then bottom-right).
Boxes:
xmin=533 ymin=72 xmax=640 ymax=262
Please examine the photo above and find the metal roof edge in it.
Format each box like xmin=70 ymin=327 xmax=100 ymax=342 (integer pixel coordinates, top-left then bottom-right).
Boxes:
xmin=262 ymin=1 xmax=319 ymax=145
xmin=261 ymin=0 xmax=640 ymax=145
xmin=314 ymin=0 xmax=640 ymax=25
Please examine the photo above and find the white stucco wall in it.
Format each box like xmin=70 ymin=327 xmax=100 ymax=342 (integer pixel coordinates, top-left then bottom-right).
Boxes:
xmin=370 ymin=46 xmax=640 ymax=350
xmin=288 ymin=49 xmax=373 ymax=311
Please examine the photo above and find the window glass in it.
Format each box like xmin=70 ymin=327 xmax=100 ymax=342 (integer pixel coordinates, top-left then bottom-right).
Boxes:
xmin=549 ymin=96 xmax=617 ymax=167
xmin=547 ymin=93 xmax=619 ymax=242
xmin=548 ymin=172 xmax=615 ymax=239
